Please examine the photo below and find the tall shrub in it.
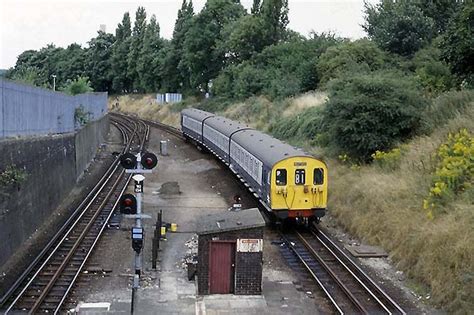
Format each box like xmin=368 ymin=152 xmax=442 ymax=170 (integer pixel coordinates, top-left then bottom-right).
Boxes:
xmin=322 ymin=72 xmax=428 ymax=160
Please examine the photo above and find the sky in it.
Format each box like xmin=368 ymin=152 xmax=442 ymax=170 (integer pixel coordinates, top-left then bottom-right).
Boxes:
xmin=0 ymin=0 xmax=376 ymax=69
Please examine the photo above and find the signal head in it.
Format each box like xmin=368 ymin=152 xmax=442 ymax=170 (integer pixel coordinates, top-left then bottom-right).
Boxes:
xmin=120 ymin=153 xmax=137 ymax=169
xmin=141 ymin=152 xmax=158 ymax=169
xmin=120 ymin=194 xmax=137 ymax=214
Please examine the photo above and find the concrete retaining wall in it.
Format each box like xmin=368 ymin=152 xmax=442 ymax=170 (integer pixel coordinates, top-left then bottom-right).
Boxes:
xmin=75 ymin=115 xmax=109 ymax=179
xmin=0 ymin=115 xmax=110 ymax=266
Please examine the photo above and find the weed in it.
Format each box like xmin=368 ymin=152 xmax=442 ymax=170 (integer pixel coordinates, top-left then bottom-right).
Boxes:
xmin=0 ymin=165 xmax=28 ymax=188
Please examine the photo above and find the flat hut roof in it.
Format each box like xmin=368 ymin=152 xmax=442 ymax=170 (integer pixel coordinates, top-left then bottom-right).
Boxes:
xmin=197 ymin=208 xmax=266 ymax=235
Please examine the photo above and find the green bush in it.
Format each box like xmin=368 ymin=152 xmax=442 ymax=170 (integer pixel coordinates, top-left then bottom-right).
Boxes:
xmin=64 ymin=76 xmax=93 ymax=95
xmin=317 ymin=39 xmax=387 ymax=85
xmin=0 ymin=165 xmax=28 ymax=188
xmin=412 ymin=45 xmax=455 ymax=95
xmin=271 ymin=106 xmax=324 ymax=142
xmin=322 ymin=71 xmax=428 ymax=161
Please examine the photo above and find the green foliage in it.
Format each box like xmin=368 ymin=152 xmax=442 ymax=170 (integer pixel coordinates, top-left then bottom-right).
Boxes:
xmin=417 ymin=0 xmax=462 ymax=34
xmin=412 ymin=44 xmax=455 ymax=95
xmin=182 ymin=0 xmax=245 ymax=92
xmin=441 ymin=2 xmax=474 ymax=85
xmin=363 ymin=1 xmax=435 ymax=56
xmin=161 ymin=0 xmax=195 ymax=92
xmin=322 ymin=71 xmax=428 ymax=161
xmin=63 ymin=76 xmax=93 ymax=95
xmin=0 ymin=165 xmax=28 ymax=188
xmin=260 ymin=0 xmax=289 ymax=45
xmin=424 ymin=129 xmax=474 ymax=218
xmin=138 ymin=15 xmax=163 ymax=92
xmin=271 ymin=106 xmax=324 ymax=143
xmin=112 ymin=12 xmax=133 ymax=93
xmin=213 ymin=35 xmax=339 ymax=100
xmin=221 ymin=15 xmax=267 ymax=63
xmin=317 ymin=39 xmax=387 ymax=85
xmin=74 ymin=105 xmax=92 ymax=126
xmin=128 ymin=7 xmax=147 ymax=92
xmin=8 ymin=66 xmax=44 ymax=86
xmin=86 ymin=31 xmax=115 ymax=92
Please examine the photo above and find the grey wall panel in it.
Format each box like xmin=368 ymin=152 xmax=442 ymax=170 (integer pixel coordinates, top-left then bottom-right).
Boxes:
xmin=0 ymin=79 xmax=107 ymax=138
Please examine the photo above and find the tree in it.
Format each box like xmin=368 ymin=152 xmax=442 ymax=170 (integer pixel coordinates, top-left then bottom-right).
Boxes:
xmin=56 ymin=43 xmax=87 ymax=86
xmin=417 ymin=0 xmax=462 ymax=34
xmin=138 ymin=15 xmax=163 ymax=92
xmin=161 ymin=0 xmax=194 ymax=92
xmin=182 ymin=0 xmax=245 ymax=92
xmin=127 ymin=7 xmax=147 ymax=92
xmin=221 ymin=15 xmax=267 ymax=63
xmin=87 ymin=31 xmax=115 ymax=92
xmin=363 ymin=1 xmax=435 ymax=56
xmin=112 ymin=12 xmax=133 ymax=93
xmin=251 ymin=0 xmax=261 ymax=14
xmin=260 ymin=0 xmax=289 ymax=45
xmin=412 ymin=44 xmax=454 ymax=95
xmin=322 ymin=72 xmax=428 ymax=160
xmin=317 ymin=39 xmax=387 ymax=85
xmin=441 ymin=2 xmax=474 ymax=85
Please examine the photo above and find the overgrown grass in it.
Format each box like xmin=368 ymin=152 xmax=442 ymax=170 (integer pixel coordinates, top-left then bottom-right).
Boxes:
xmin=109 ymin=94 xmax=181 ymax=128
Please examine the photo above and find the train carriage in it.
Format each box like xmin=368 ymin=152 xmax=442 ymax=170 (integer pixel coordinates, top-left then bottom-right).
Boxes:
xmin=181 ymin=109 xmax=327 ymax=222
xmin=230 ymin=130 xmax=327 ymax=221
xmin=181 ymin=108 xmax=214 ymax=143
xmin=202 ymin=116 xmax=251 ymax=164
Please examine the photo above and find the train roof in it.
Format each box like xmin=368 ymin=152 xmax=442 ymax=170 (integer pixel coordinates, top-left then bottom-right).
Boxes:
xmin=181 ymin=108 xmax=215 ymax=122
xmin=231 ymin=129 xmax=312 ymax=166
xmin=204 ymin=116 xmax=252 ymax=137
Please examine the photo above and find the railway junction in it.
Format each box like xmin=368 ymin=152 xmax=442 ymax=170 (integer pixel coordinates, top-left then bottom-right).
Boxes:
xmin=0 ymin=113 xmax=429 ymax=314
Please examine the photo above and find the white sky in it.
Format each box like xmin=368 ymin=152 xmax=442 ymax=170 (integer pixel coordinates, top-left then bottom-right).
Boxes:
xmin=0 ymin=0 xmax=375 ymax=69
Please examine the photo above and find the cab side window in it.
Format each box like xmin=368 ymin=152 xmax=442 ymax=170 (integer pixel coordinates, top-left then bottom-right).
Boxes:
xmin=314 ymin=168 xmax=324 ymax=185
xmin=276 ymin=169 xmax=287 ymax=186
xmin=295 ymin=169 xmax=305 ymax=185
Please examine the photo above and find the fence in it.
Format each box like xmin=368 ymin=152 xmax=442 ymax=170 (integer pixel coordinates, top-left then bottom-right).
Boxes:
xmin=0 ymin=78 xmax=108 ymax=138
xmin=156 ymin=93 xmax=182 ymax=104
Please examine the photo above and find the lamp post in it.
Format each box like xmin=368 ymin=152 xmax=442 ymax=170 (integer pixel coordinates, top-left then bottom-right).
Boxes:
xmin=51 ymin=74 xmax=57 ymax=91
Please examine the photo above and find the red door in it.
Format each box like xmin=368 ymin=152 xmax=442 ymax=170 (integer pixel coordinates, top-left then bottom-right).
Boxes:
xmin=209 ymin=241 xmax=235 ymax=294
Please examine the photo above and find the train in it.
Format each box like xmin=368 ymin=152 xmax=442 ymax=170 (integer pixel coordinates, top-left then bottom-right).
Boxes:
xmin=181 ymin=108 xmax=327 ymax=223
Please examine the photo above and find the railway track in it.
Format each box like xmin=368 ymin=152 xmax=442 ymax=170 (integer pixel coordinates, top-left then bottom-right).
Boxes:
xmin=0 ymin=115 xmax=148 ymax=314
xmin=281 ymin=227 xmax=406 ymax=315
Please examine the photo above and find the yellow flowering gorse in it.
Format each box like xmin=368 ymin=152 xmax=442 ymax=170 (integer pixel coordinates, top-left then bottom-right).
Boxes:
xmin=424 ymin=128 xmax=474 ymax=218
xmin=371 ymin=148 xmax=402 ymax=170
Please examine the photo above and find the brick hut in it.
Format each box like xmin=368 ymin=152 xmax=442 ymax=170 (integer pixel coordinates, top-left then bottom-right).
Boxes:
xmin=196 ymin=208 xmax=266 ymax=295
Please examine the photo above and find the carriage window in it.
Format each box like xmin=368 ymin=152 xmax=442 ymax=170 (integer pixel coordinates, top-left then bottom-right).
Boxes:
xmin=276 ymin=169 xmax=287 ymax=186
xmin=295 ymin=169 xmax=305 ymax=185
xmin=314 ymin=168 xmax=324 ymax=185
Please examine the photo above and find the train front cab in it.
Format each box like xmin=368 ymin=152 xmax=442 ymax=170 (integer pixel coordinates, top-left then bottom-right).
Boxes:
xmin=270 ymin=156 xmax=327 ymax=222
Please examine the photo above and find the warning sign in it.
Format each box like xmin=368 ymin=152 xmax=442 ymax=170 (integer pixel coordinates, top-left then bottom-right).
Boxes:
xmin=237 ymin=239 xmax=263 ymax=253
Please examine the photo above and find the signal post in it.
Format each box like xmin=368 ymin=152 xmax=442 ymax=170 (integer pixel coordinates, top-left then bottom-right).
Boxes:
xmin=119 ymin=151 xmax=158 ymax=313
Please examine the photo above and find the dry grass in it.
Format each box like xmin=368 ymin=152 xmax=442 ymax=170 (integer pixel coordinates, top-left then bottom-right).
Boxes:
xmin=109 ymin=95 xmax=180 ymax=128
xmin=222 ymin=96 xmax=275 ymax=131
xmin=282 ymin=91 xmax=328 ymax=117
xmin=327 ymin=105 xmax=474 ymax=312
